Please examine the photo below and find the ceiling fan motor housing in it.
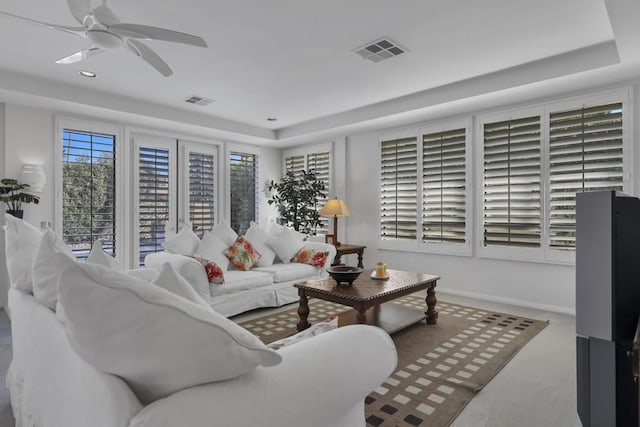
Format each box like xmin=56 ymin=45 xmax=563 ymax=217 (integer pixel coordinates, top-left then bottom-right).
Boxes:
xmin=87 ymin=29 xmax=122 ymax=49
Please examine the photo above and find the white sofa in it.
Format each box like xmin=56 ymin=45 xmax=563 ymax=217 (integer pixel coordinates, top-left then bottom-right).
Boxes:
xmin=4 ymin=215 xmax=398 ymax=427
xmin=145 ymin=241 xmax=337 ymax=317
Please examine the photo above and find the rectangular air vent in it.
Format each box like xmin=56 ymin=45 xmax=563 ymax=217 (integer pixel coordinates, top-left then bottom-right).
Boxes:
xmin=354 ymin=38 xmax=407 ymax=63
xmin=184 ymin=95 xmax=214 ymax=106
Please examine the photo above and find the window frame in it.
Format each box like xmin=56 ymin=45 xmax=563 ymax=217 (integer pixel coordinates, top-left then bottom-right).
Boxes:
xmin=377 ymin=119 xmax=473 ymax=256
xmin=55 ymin=117 xmax=124 ymax=262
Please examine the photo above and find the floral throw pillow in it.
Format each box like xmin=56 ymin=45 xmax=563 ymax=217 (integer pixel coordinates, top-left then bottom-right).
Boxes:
xmin=193 ymin=256 xmax=225 ymax=284
xmin=223 ymin=236 xmax=261 ymax=271
xmin=292 ymin=247 xmax=329 ymax=269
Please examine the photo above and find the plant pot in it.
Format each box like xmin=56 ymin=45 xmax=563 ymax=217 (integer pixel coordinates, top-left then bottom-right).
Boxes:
xmin=6 ymin=210 xmax=23 ymax=219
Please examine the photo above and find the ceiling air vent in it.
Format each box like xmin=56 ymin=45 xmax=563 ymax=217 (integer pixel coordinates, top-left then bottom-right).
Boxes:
xmin=184 ymin=95 xmax=214 ymax=106
xmin=354 ymin=38 xmax=407 ymax=63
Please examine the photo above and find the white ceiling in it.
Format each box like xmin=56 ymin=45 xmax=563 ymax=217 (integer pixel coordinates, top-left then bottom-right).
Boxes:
xmin=0 ymin=0 xmax=639 ymax=146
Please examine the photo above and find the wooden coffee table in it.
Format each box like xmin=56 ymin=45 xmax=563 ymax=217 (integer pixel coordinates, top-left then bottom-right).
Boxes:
xmin=294 ymin=269 xmax=440 ymax=334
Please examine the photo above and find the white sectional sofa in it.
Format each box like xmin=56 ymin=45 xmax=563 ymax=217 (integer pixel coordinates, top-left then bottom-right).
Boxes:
xmin=145 ymin=240 xmax=336 ymax=317
xmin=145 ymin=220 xmax=337 ymax=317
xmin=4 ymin=214 xmax=397 ymax=427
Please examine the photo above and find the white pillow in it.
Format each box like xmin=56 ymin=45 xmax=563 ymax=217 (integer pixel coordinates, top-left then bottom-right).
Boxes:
xmin=266 ymin=221 xmax=285 ymax=239
xmin=86 ymin=240 xmax=121 ymax=270
xmin=126 ymin=269 xmax=159 ymax=282
xmin=267 ymin=317 xmax=338 ymax=351
xmin=267 ymin=229 xmax=304 ymax=264
xmin=57 ymin=258 xmax=281 ymax=404
xmin=211 ymin=221 xmax=238 ymax=247
xmin=32 ymin=229 xmax=76 ymax=310
xmin=194 ymin=231 xmax=229 ymax=270
xmin=246 ymin=222 xmax=276 ymax=267
xmin=3 ymin=214 xmax=43 ymax=292
xmin=161 ymin=227 xmax=200 ymax=256
xmin=153 ymin=263 xmax=210 ymax=308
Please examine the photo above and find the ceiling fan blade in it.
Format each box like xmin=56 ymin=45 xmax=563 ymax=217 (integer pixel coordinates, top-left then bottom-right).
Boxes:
xmin=125 ymin=39 xmax=173 ymax=77
xmin=67 ymin=0 xmax=91 ymax=25
xmin=55 ymin=47 xmax=103 ymax=64
xmin=0 ymin=11 xmax=85 ymax=37
xmin=111 ymin=23 xmax=207 ymax=47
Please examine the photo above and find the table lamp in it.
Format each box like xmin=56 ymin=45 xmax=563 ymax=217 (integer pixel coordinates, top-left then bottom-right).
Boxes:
xmin=319 ymin=197 xmax=351 ymax=246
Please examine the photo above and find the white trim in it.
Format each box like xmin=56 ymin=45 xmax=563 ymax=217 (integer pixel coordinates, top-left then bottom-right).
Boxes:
xmin=437 ymin=286 xmax=575 ymax=315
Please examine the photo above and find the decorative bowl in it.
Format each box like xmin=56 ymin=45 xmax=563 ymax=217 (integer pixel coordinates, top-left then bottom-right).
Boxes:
xmin=327 ymin=266 xmax=363 ymax=286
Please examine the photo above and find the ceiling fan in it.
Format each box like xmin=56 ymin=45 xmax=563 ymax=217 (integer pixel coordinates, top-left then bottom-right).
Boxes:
xmin=0 ymin=0 xmax=208 ymax=77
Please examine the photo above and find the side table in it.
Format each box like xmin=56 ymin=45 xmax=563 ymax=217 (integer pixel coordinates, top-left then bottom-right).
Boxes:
xmin=332 ymin=244 xmax=366 ymax=268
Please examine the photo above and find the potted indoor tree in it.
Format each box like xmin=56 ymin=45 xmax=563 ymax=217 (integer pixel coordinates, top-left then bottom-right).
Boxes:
xmin=267 ymin=170 xmax=326 ymax=235
xmin=0 ymin=178 xmax=40 ymax=219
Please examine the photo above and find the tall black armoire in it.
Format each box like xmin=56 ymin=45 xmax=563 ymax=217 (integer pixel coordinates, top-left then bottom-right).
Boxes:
xmin=576 ymin=190 xmax=640 ymax=426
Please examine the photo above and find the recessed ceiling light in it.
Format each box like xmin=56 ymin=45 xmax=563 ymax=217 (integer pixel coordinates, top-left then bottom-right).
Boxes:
xmin=267 ymin=117 xmax=277 ymax=121
xmin=79 ymin=70 xmax=96 ymax=78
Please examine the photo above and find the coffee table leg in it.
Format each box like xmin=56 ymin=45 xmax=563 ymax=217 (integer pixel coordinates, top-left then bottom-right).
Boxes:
xmin=297 ymin=290 xmax=311 ymax=332
xmin=356 ymin=303 xmax=368 ymax=324
xmin=426 ymin=284 xmax=438 ymax=325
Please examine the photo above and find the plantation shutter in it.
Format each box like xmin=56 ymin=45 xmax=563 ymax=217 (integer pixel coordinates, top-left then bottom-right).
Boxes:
xmin=422 ymin=128 xmax=466 ymax=243
xmin=62 ymin=129 xmax=116 ymax=259
xmin=230 ymin=152 xmax=258 ymax=235
xmin=483 ymin=116 xmax=541 ymax=247
xmin=307 ymin=152 xmax=330 ymax=233
xmin=380 ymin=137 xmax=418 ymax=240
xmin=549 ymin=102 xmax=623 ymax=250
xmin=138 ymin=147 xmax=170 ymax=265
xmin=285 ymin=155 xmax=304 ymax=176
xmin=188 ymin=152 xmax=216 ymax=237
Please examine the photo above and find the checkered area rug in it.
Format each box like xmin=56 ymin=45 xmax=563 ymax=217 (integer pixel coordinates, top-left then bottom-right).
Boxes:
xmin=237 ymin=296 xmax=548 ymax=427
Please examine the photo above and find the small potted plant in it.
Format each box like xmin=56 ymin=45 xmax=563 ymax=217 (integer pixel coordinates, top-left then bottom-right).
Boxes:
xmin=0 ymin=178 xmax=40 ymax=219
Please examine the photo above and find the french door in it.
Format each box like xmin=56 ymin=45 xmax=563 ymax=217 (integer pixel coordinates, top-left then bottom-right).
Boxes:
xmin=132 ymin=133 xmax=218 ymax=265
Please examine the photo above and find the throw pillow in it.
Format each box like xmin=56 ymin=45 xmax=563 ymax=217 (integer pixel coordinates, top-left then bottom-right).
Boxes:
xmin=245 ymin=222 xmax=276 ymax=267
xmin=267 ymin=229 xmax=304 ymax=264
xmin=292 ymin=247 xmax=330 ymax=269
xmin=193 ymin=231 xmax=229 ymax=270
xmin=223 ymin=236 xmax=261 ymax=271
xmin=192 ymin=256 xmax=225 ymax=285
xmin=153 ymin=263 xmax=210 ymax=307
xmin=3 ymin=214 xmax=43 ymax=292
xmin=32 ymin=229 xmax=76 ymax=310
xmin=267 ymin=317 xmax=338 ymax=351
xmin=211 ymin=221 xmax=238 ymax=247
xmin=57 ymin=258 xmax=281 ymax=404
xmin=86 ymin=240 xmax=121 ymax=270
xmin=161 ymin=227 xmax=200 ymax=256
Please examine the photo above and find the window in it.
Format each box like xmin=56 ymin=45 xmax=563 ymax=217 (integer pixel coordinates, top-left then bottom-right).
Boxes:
xmin=138 ymin=146 xmax=171 ymax=264
xmin=283 ymin=144 xmax=332 ymax=234
xmin=422 ymin=128 xmax=467 ymax=244
xmin=61 ymin=128 xmax=116 ymax=259
xmin=380 ymin=137 xmax=418 ymax=241
xmin=230 ymin=152 xmax=258 ymax=235
xmin=482 ymin=115 xmax=541 ymax=248
xmin=548 ymin=102 xmax=623 ymax=250
xmin=189 ymin=151 xmax=216 ymax=236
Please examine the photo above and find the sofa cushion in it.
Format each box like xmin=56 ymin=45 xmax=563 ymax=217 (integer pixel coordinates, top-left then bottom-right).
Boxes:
xmin=211 ymin=221 xmax=238 ymax=247
xmin=254 ymin=263 xmax=320 ymax=283
xmin=210 ymin=270 xmax=273 ymax=297
xmin=161 ymin=227 xmax=200 ymax=256
xmin=245 ymin=222 xmax=276 ymax=267
xmin=153 ymin=263 xmax=210 ymax=307
xmin=267 ymin=229 xmax=304 ymax=264
xmin=57 ymin=258 xmax=281 ymax=404
xmin=3 ymin=214 xmax=43 ymax=292
xmin=32 ymin=229 xmax=76 ymax=310
xmin=86 ymin=240 xmax=121 ymax=270
xmin=224 ymin=236 xmax=261 ymax=271
xmin=194 ymin=231 xmax=229 ymax=270
xmin=292 ymin=247 xmax=330 ymax=268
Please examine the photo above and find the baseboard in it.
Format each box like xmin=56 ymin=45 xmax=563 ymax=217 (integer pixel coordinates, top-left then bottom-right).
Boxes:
xmin=436 ymin=286 xmax=576 ymax=316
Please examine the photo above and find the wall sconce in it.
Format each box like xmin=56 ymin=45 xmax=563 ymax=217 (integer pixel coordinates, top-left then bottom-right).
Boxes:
xmin=20 ymin=164 xmax=47 ymax=193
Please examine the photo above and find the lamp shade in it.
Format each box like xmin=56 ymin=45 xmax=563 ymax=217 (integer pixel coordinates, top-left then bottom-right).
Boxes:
xmin=19 ymin=164 xmax=47 ymax=193
xmin=319 ymin=198 xmax=351 ymax=217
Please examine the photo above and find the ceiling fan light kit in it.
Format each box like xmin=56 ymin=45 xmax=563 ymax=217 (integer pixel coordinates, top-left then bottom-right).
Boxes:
xmin=0 ymin=0 xmax=208 ymax=77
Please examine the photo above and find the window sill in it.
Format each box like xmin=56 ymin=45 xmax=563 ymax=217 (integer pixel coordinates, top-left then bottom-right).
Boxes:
xmin=378 ymin=240 xmax=472 ymax=257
